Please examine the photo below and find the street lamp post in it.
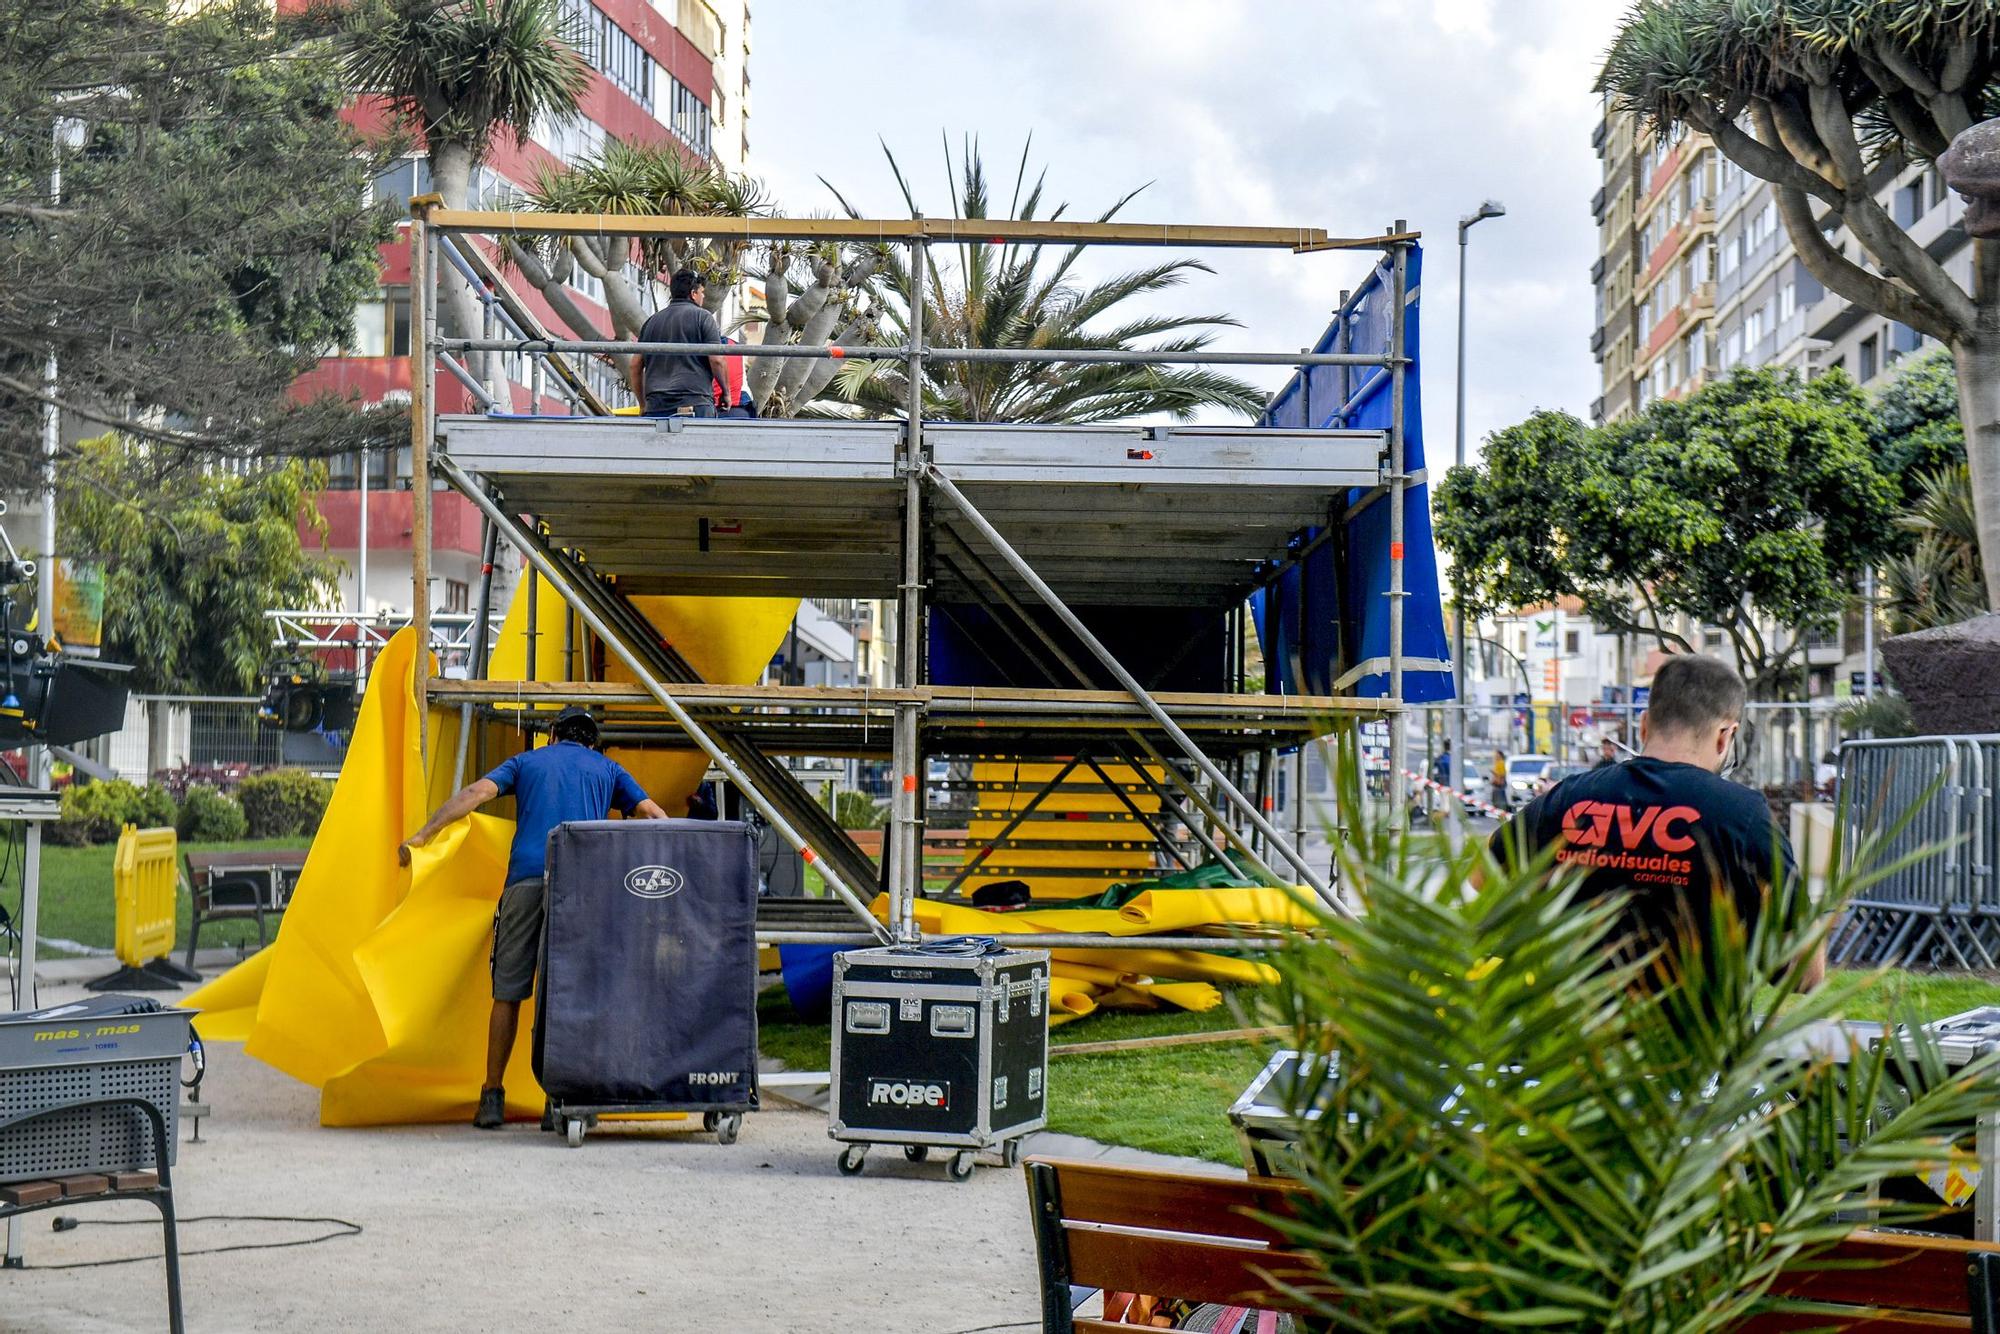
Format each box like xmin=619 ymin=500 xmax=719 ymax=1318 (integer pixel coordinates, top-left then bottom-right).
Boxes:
xmin=1450 ymin=200 xmax=1506 ymax=811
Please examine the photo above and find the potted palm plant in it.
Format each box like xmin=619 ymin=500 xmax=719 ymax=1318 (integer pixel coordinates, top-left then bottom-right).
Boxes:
xmin=1263 ymin=753 xmax=2000 ymax=1329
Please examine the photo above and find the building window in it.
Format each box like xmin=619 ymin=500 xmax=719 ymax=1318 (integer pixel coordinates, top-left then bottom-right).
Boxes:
xmin=444 ymin=579 xmax=470 ymax=614
xmin=1564 ymin=629 xmax=1582 ymax=656
xmin=1930 ymin=165 xmax=1948 ymax=207
xmin=1859 ymin=333 xmax=1879 ymax=381
xmin=1894 ymin=181 xmax=1923 ymax=228
xmin=368 ymin=156 xmax=432 ymax=208
xmin=533 ymin=111 xmax=607 ymax=164
xmin=561 ymin=0 xmax=654 ymax=111
xmin=342 ymin=288 xmax=411 ymax=358
xmin=1702 ymin=628 xmax=1724 ymax=651
xmin=1779 ymin=281 xmax=1796 ymax=322
xmin=1887 ymin=321 xmax=1922 ymax=366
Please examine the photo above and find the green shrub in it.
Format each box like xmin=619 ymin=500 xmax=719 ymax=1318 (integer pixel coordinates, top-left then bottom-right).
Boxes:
xmin=178 ymin=785 xmax=247 ymax=843
xmin=833 ymin=789 xmax=884 ymax=830
xmin=236 ymin=769 xmax=332 ymax=839
xmin=136 ymin=783 xmax=178 ymax=830
xmin=52 ymin=779 xmax=144 ymax=846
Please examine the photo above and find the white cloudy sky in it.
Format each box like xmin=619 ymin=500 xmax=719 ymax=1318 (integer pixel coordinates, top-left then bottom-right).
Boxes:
xmin=745 ymin=0 xmax=1626 ymax=454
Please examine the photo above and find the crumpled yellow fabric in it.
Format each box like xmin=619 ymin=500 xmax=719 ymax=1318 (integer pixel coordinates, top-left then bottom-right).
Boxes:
xmin=184 ymin=579 xmax=799 ymax=1126
xmin=1116 ymin=887 xmax=1320 ymax=933
xmin=873 ymin=890 xmax=1284 ymax=1024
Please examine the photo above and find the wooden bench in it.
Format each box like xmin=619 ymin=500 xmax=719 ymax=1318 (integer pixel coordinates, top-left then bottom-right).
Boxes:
xmin=1024 ymin=1157 xmax=2000 ymax=1332
xmin=0 ymin=1096 xmax=183 ymax=1332
xmin=183 ymin=848 xmax=307 ymax=967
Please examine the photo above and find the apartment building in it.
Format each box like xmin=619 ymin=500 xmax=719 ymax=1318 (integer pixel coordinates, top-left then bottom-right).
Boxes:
xmin=298 ymin=0 xmax=747 ymax=627
xmin=1584 ymin=99 xmax=1966 ymax=706
xmin=1594 ymin=98 xmax=1970 ymax=414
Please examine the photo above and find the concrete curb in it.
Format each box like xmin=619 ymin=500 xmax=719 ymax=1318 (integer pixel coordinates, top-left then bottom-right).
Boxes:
xmin=4 ymin=947 xmax=254 ymax=985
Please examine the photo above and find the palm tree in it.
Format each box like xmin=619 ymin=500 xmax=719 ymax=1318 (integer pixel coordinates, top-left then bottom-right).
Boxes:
xmin=824 ymin=138 xmax=1266 ymax=424
xmin=332 ymin=0 xmax=589 ymax=387
xmin=508 ymin=138 xmax=892 ymax=416
xmin=1264 ymin=751 xmax=2000 ymax=1328
xmin=1885 ymin=464 xmax=1987 ymax=634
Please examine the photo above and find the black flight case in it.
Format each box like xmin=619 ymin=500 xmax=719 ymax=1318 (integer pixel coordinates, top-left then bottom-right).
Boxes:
xmin=532 ymin=819 xmax=759 ymax=1147
xmin=828 ymin=940 xmax=1049 ymax=1180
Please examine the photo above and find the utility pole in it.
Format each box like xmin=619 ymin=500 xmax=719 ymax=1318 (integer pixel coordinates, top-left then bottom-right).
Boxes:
xmin=1451 ymin=200 xmax=1506 ymax=801
xmin=32 ymin=119 xmax=83 ymax=789
xmin=1862 ymin=566 xmax=1877 ymax=700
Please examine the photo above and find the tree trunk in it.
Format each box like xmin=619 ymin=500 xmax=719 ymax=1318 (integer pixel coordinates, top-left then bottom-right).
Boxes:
xmin=427 ymin=144 xmax=503 ymax=404
xmin=1950 ymin=329 xmax=2000 ymax=608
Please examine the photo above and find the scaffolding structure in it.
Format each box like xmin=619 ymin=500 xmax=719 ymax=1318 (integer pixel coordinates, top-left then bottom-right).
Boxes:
xmin=404 ymin=205 xmax=1422 ymax=952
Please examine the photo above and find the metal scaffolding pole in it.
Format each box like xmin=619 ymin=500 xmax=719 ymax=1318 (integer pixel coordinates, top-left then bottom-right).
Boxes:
xmin=409 ymin=199 xmax=437 ymax=768
xmin=443 ymin=337 xmax=1392 ymax=370
xmin=925 ymin=465 xmax=1344 ymax=912
xmin=437 ymin=455 xmax=892 ymax=945
xmin=754 ymin=931 xmax=1287 ymax=952
xmin=1078 ymin=753 xmax=1196 ymax=872
xmin=1387 ymin=230 xmax=1411 ymax=827
xmin=451 ymin=515 xmax=500 ymax=792
xmin=889 ymin=233 xmax=929 ymax=944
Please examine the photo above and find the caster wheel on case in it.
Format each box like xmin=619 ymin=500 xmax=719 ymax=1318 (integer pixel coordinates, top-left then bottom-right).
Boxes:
xmin=716 ymin=1114 xmax=741 ymax=1146
xmin=564 ymin=1118 xmax=586 ymax=1148
xmin=837 ymin=1145 xmax=867 ymax=1176
xmin=904 ymin=1144 xmax=929 ymax=1163
xmin=1001 ymin=1139 xmax=1022 ymax=1168
xmin=703 ymin=1110 xmax=721 ymax=1132
xmin=947 ymin=1150 xmax=975 ymax=1182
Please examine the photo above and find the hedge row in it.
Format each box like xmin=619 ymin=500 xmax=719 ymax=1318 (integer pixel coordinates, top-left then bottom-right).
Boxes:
xmin=51 ymin=769 xmax=334 ymax=846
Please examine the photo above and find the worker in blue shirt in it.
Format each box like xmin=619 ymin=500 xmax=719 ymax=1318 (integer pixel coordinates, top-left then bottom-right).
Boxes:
xmin=398 ymin=706 xmax=667 ymax=1128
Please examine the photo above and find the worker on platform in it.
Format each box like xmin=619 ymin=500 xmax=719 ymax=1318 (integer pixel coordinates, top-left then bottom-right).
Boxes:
xmin=397 ymin=706 xmax=669 ymax=1129
xmin=631 ymin=268 xmax=730 ymax=417
xmin=1489 ymin=655 xmax=1813 ymax=992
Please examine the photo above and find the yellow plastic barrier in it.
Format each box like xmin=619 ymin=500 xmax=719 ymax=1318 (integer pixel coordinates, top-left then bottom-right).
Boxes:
xmin=112 ymin=823 xmax=180 ymax=968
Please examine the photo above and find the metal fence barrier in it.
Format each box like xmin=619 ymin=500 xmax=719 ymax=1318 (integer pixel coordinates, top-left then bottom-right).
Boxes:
xmin=1832 ymin=735 xmax=1998 ymax=970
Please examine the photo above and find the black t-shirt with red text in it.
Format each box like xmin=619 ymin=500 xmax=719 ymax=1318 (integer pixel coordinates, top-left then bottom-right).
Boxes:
xmin=1490 ymin=757 xmax=1795 ymax=964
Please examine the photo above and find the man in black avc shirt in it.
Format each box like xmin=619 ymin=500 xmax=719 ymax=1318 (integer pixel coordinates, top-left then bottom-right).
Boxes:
xmin=1492 ymin=654 xmax=1815 ymax=988
xmin=631 ymin=268 xmax=730 ymax=417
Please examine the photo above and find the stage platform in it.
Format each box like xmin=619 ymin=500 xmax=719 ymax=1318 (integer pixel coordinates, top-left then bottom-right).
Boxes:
xmin=437 ymin=414 xmax=1387 ymax=604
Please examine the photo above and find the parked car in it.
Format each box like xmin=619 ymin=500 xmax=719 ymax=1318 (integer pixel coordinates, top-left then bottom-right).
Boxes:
xmin=1458 ymin=760 xmax=1499 ymax=805
xmin=1533 ymin=762 xmax=1586 ymax=796
xmin=1503 ymin=754 xmax=1555 ymax=808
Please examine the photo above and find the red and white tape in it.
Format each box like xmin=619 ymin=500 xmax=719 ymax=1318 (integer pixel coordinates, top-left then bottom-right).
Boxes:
xmin=1402 ymin=768 xmax=1508 ymax=820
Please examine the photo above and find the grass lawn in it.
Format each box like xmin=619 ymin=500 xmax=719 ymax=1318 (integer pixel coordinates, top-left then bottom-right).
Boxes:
xmin=758 ymin=969 xmax=2000 ymax=1167
xmin=25 ymin=837 xmax=313 ymax=957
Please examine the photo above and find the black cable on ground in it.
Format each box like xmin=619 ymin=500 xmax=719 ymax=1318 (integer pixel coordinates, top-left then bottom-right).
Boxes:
xmin=30 ymin=1213 xmax=363 ymax=1269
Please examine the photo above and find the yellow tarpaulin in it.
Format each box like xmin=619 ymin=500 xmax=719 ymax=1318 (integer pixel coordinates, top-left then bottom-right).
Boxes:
xmin=871 ymin=891 xmax=1284 ymax=1023
xmin=184 ymin=579 xmax=799 ymax=1126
